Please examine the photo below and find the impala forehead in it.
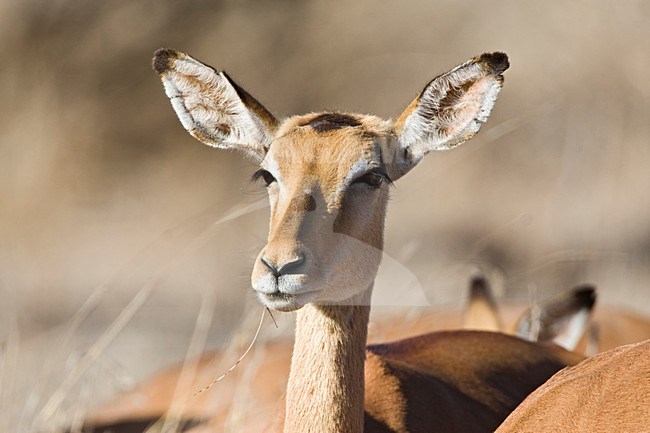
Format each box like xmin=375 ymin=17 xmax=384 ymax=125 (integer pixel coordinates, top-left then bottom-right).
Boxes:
xmin=264 ymin=126 xmax=382 ymax=194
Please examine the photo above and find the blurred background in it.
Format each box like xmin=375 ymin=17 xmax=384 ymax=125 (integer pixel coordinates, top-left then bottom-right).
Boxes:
xmin=1 ymin=0 xmax=648 ymax=430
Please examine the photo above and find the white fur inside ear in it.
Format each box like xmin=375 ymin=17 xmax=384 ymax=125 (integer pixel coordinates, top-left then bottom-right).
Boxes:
xmin=551 ymin=308 xmax=591 ymax=351
xmin=399 ymin=60 xmax=503 ymax=158
xmin=160 ymin=52 xmax=273 ymax=158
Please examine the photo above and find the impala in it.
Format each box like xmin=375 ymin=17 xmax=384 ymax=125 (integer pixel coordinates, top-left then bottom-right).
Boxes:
xmin=84 ymin=278 xmax=601 ymax=431
xmin=144 ymin=48 xmax=588 ymax=433
xmin=495 ymin=338 xmax=650 ymax=432
xmin=85 ymin=49 xmax=590 ymax=433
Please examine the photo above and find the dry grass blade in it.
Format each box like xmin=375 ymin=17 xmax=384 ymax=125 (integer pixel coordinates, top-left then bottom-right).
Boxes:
xmin=266 ymin=307 xmax=279 ymax=328
xmin=159 ymin=287 xmax=217 ymax=433
xmin=224 ymin=339 xmax=268 ymax=433
xmin=33 ymin=278 xmax=159 ymax=429
xmin=0 ymin=322 xmax=20 ymax=432
xmin=194 ymin=307 xmax=267 ymax=396
xmin=31 ymin=198 xmax=268 ymax=430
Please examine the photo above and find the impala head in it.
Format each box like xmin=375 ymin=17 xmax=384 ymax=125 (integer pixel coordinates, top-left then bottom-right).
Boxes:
xmin=153 ymin=48 xmax=508 ymax=312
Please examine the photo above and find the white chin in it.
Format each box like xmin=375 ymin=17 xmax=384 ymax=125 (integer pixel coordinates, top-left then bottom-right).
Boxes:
xmin=257 ymin=290 xmax=319 ymax=312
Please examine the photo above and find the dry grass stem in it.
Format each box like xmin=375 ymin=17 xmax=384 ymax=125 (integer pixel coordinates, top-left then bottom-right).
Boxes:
xmin=194 ymin=307 xmax=267 ymax=396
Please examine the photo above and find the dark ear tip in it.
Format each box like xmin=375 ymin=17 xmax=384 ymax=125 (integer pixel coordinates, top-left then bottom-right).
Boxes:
xmin=152 ymin=48 xmax=179 ymax=75
xmin=572 ymin=284 xmax=597 ymax=309
xmin=469 ymin=275 xmax=490 ymax=297
xmin=480 ymin=52 xmax=510 ymax=75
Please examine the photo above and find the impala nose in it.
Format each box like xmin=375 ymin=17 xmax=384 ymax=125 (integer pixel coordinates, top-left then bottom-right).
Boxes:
xmin=260 ymin=254 xmax=306 ymax=278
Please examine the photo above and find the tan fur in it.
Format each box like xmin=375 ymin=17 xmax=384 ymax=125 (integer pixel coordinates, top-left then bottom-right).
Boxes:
xmin=462 ymin=277 xmax=503 ymax=332
xmin=154 ymin=48 xmax=278 ymax=160
xmin=463 ymin=299 xmax=502 ymax=331
xmin=363 ymin=332 xmax=583 ymax=433
xmin=575 ymin=307 xmax=650 ymax=355
xmin=284 ymin=301 xmax=370 ymax=433
xmin=267 ymin=332 xmax=583 ymax=433
xmin=82 ymin=292 xmax=650 ymax=432
xmin=84 ymin=341 xmax=291 ymax=431
xmin=496 ymin=339 xmax=650 ymax=432
xmin=128 ymin=49 xmax=592 ymax=433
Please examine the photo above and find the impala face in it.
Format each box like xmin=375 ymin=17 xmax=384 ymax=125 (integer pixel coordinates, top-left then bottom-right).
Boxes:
xmin=153 ymin=48 xmax=508 ymax=311
xmin=250 ymin=114 xmax=393 ymax=311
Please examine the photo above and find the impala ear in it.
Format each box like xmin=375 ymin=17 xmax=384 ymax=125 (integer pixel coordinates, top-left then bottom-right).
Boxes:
xmin=515 ymin=285 xmax=596 ymax=351
xmin=152 ymin=48 xmax=279 ymax=161
xmin=462 ymin=276 xmax=503 ymax=332
xmin=388 ymin=52 xmax=509 ymax=179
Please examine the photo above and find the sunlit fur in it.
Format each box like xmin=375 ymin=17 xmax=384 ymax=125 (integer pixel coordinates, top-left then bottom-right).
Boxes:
xmin=392 ymin=52 xmax=509 ymax=177
xmin=496 ymin=339 xmax=650 ymax=433
xmin=155 ymin=48 xmax=277 ymax=160
xmin=84 ymin=281 xmax=632 ymax=432
xmin=151 ymin=49 xmax=587 ymax=433
xmin=251 ymin=114 xmax=392 ymax=311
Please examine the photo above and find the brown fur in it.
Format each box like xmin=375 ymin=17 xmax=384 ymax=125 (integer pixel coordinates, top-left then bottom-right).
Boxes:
xmin=82 ymin=52 xmax=650 ymax=426
xmin=478 ymin=52 xmax=509 ymax=75
xmin=265 ymin=331 xmax=583 ymax=433
xmin=305 ymin=113 xmax=362 ymax=131
xmin=82 ymin=301 xmax=650 ymax=432
xmin=223 ymin=71 xmax=279 ymax=134
xmin=496 ymin=339 xmax=650 ymax=432
xmin=84 ymin=342 xmax=291 ymax=432
xmin=574 ymin=306 xmax=650 ymax=355
xmin=152 ymin=48 xmax=176 ymax=75
xmin=129 ymin=49 xmax=600 ymax=433
xmin=364 ymin=332 xmax=582 ymax=433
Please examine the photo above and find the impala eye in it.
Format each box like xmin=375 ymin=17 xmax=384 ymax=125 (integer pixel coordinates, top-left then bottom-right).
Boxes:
xmin=251 ymin=169 xmax=277 ymax=186
xmin=353 ymin=170 xmax=391 ymax=188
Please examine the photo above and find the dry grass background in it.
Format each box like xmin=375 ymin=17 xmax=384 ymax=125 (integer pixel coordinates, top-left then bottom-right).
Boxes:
xmin=1 ymin=0 xmax=649 ymax=431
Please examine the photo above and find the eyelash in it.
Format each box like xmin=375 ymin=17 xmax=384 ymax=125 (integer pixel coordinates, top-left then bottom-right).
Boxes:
xmin=251 ymin=169 xmax=276 ymax=186
xmin=251 ymin=169 xmax=393 ymax=189
xmin=352 ymin=170 xmax=393 ymax=188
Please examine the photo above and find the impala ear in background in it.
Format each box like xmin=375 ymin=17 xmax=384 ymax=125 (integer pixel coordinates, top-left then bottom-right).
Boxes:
xmin=515 ymin=284 xmax=597 ymax=351
xmin=462 ymin=276 xmax=504 ymax=332
xmin=388 ymin=52 xmax=509 ymax=179
xmin=152 ymin=48 xmax=278 ymax=161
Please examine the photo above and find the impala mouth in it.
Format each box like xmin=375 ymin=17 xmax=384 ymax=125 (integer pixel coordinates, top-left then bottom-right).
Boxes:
xmin=258 ymin=289 xmax=319 ymax=312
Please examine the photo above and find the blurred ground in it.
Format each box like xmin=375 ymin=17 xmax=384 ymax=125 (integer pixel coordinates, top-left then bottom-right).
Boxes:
xmin=0 ymin=0 xmax=649 ymax=431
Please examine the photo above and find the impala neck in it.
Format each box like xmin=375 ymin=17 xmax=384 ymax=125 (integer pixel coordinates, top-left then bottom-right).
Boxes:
xmin=283 ymin=289 xmax=372 ymax=433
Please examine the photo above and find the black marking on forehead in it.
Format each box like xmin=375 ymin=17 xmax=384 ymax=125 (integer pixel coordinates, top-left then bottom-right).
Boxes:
xmin=305 ymin=113 xmax=361 ymax=132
